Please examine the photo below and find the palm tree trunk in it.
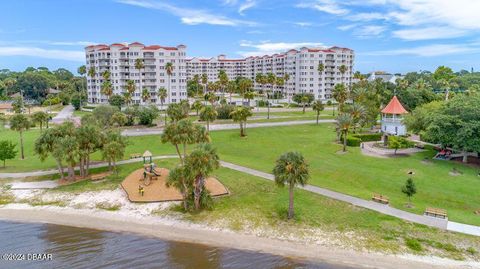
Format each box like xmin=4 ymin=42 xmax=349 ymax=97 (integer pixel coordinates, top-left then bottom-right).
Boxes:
xmin=55 ymin=159 xmax=64 ymax=180
xmin=239 ymin=123 xmax=244 ymax=137
xmin=175 ymin=144 xmax=183 ymax=164
xmin=267 ymin=97 xmax=270 ymax=119
xmin=20 ymin=131 xmax=24 ymax=159
xmin=194 ymin=175 xmax=202 ymax=210
xmin=86 ymin=154 xmax=90 ymax=176
xmin=168 ymin=75 xmax=171 ymax=104
xmin=343 ymin=130 xmax=347 ymax=152
xmin=288 ymin=183 xmax=294 ymax=219
xmin=206 ymin=121 xmax=210 ymax=132
xmin=316 ymin=112 xmax=319 ymax=124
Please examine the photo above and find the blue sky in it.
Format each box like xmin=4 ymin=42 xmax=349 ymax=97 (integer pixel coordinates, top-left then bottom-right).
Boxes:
xmin=1 ymin=0 xmax=479 ymax=74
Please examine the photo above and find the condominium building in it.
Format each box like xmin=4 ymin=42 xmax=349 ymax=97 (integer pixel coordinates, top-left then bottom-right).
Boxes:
xmin=186 ymin=46 xmax=354 ymax=101
xmin=85 ymin=42 xmax=187 ymax=105
xmin=85 ymin=43 xmax=353 ymax=104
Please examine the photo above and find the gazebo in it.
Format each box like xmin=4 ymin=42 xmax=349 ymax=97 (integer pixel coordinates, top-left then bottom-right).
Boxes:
xmin=381 ymin=95 xmax=408 ymax=136
xmin=142 ymin=150 xmax=153 ymax=164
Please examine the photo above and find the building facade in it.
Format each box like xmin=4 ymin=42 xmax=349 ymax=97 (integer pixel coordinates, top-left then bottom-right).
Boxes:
xmin=85 ymin=43 xmax=353 ymax=104
xmin=85 ymin=42 xmax=187 ymax=105
xmin=186 ymin=46 xmax=354 ymax=101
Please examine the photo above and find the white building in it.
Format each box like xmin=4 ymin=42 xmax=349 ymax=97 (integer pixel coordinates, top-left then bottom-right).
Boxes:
xmin=186 ymin=46 xmax=354 ymax=101
xmin=85 ymin=42 xmax=187 ymax=105
xmin=367 ymin=71 xmax=403 ymax=84
xmin=381 ymin=96 xmax=408 ymax=136
xmin=86 ymin=43 xmax=354 ymax=104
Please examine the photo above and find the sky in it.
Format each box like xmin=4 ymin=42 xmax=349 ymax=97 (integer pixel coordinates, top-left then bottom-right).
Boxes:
xmin=1 ymin=0 xmax=480 ymax=74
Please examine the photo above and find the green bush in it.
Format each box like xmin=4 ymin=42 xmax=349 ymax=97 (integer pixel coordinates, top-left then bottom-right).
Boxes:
xmin=257 ymin=100 xmax=270 ymax=107
xmin=346 ymin=136 xmax=362 ymax=146
xmin=216 ymin=104 xmax=235 ymax=119
xmin=405 ymin=238 xmax=423 ymax=252
xmin=352 ymin=133 xmax=382 ymax=142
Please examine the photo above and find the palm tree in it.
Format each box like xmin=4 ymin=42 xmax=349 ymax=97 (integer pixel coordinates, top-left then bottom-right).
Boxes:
xmin=265 ymin=73 xmax=276 ymax=119
xmin=10 ymin=114 xmax=31 ymax=159
xmin=101 ymin=81 xmax=113 ymax=100
xmin=185 ymin=143 xmax=220 ymax=210
xmin=230 ymin=106 xmax=252 ymax=137
xmin=317 ymin=62 xmax=325 ymax=74
xmin=165 ymin=62 xmax=174 ymax=104
xmin=166 ymin=165 xmax=190 ymax=211
xmin=32 ymin=111 xmax=49 ymax=131
xmin=199 ymin=106 xmax=217 ymax=132
xmin=273 ymin=151 xmax=310 ymax=219
xmin=312 ymin=100 xmax=324 ymax=124
xmin=123 ymin=92 xmax=132 ymax=106
xmin=192 ymin=100 xmax=203 ymax=116
xmin=125 ymin=80 xmax=136 ymax=105
xmin=332 ymin=83 xmax=348 ymax=112
xmin=218 ymin=70 xmax=229 ymax=100
xmin=336 ymin=113 xmax=353 ymax=152
xmin=275 ymin=76 xmax=285 ymax=102
xmin=348 ymin=103 xmax=366 ymax=133
xmin=157 ymin=87 xmax=167 ymax=123
xmin=88 ymin=66 xmax=96 ymax=78
xmin=192 ymin=74 xmax=201 ymax=97
xmin=243 ymin=91 xmax=255 ymax=107
xmin=283 ymin=73 xmax=290 ymax=103
xmin=238 ymin=78 xmax=253 ymax=103
xmin=226 ymin=80 xmax=237 ymax=103
xmin=201 ymin=73 xmax=208 ymax=95
xmin=339 ymin=64 xmax=347 ymax=84
xmin=135 ymin=58 xmax=144 ymax=97
xmin=3 ymin=78 xmax=16 ymax=97
xmin=161 ymin=119 xmax=210 ymax=164
xmin=141 ymin=88 xmax=150 ymax=103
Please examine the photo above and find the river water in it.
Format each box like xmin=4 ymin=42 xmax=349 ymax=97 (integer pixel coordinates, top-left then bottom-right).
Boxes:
xmin=0 ymin=220 xmax=358 ymax=269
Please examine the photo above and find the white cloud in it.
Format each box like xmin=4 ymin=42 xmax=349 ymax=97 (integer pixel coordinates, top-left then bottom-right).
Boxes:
xmin=365 ymin=43 xmax=480 ymax=57
xmin=354 ymin=25 xmax=386 ymax=38
xmin=337 ymin=24 xmax=357 ymax=31
xmin=347 ymin=12 xmax=388 ymax=21
xmin=392 ymin=27 xmax=467 ymax=41
xmin=49 ymin=41 xmax=96 ymax=46
xmin=296 ymin=0 xmax=349 ymax=15
xmin=116 ymin=0 xmax=257 ymax=26
xmin=238 ymin=41 xmax=326 ymax=57
xmin=0 ymin=46 xmax=84 ymax=61
xmin=294 ymin=22 xmax=313 ymax=27
xmin=238 ymin=0 xmax=256 ymax=15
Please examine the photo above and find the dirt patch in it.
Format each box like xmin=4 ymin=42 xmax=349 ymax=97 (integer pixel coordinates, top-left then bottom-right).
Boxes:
xmin=121 ymin=168 xmax=229 ymax=202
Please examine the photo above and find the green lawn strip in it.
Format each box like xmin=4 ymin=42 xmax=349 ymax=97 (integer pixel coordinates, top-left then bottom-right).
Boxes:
xmin=48 ymin=161 xmax=480 ymax=259
xmin=205 ymin=124 xmax=480 ymax=226
xmin=3 ymin=123 xmax=480 ymax=226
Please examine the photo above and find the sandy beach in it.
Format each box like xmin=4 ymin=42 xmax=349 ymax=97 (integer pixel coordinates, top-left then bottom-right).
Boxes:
xmin=0 ymin=204 xmax=478 ymax=269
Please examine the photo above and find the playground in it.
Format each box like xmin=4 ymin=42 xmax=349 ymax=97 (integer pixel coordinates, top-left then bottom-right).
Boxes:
xmin=121 ymin=162 xmax=229 ymax=203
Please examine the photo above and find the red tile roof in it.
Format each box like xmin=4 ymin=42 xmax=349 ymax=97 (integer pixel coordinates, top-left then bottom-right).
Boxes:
xmin=129 ymin=42 xmax=144 ymax=46
xmin=381 ymin=96 xmax=408 ymax=114
xmin=110 ymin=43 xmax=126 ymax=47
xmin=142 ymin=45 xmax=177 ymax=50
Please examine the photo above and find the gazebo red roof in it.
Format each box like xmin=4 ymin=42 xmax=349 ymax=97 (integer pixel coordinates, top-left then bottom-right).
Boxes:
xmin=381 ymin=96 xmax=408 ymax=114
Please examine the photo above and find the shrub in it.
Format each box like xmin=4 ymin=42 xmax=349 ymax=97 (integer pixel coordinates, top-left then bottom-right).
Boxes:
xmin=352 ymin=133 xmax=382 ymax=142
xmin=216 ymin=104 xmax=235 ymax=119
xmin=405 ymin=238 xmax=423 ymax=252
xmin=346 ymin=136 xmax=362 ymax=146
xmin=257 ymin=100 xmax=269 ymax=107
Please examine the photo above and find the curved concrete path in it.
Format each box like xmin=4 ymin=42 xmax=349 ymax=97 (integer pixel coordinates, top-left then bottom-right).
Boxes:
xmin=122 ymin=119 xmax=335 ymax=136
xmin=1 ymin=156 xmax=479 ymax=237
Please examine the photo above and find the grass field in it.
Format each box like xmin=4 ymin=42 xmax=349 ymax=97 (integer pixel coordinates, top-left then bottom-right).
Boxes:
xmin=2 ymin=123 xmax=480 ymax=226
xmin=45 ymin=160 xmax=480 ymax=259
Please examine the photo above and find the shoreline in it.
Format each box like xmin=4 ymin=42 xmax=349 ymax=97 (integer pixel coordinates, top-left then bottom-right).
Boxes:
xmin=0 ymin=206 xmax=477 ymax=269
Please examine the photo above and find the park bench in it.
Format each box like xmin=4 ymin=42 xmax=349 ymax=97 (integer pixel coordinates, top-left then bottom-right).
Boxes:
xmin=90 ymin=172 xmax=111 ymax=181
xmin=424 ymin=207 xmax=447 ymax=219
xmin=372 ymin=193 xmax=389 ymax=205
xmin=130 ymin=153 xmax=141 ymax=159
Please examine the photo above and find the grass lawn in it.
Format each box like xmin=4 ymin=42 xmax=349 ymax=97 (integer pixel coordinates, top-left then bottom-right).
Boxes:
xmin=2 ymin=123 xmax=480 ymax=226
xmin=205 ymin=124 xmax=480 ymax=226
xmin=44 ymin=160 xmax=480 ymax=259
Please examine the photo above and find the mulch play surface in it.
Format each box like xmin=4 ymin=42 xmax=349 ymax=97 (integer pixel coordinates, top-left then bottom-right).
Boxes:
xmin=121 ymin=168 xmax=229 ymax=202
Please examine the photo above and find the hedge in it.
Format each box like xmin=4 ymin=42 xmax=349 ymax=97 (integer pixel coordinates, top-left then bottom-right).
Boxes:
xmin=346 ymin=136 xmax=362 ymax=146
xmin=352 ymin=133 xmax=382 ymax=142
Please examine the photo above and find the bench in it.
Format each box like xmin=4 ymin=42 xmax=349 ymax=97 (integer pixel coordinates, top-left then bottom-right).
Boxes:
xmin=130 ymin=153 xmax=141 ymax=159
xmin=372 ymin=193 xmax=389 ymax=205
xmin=424 ymin=207 xmax=447 ymax=219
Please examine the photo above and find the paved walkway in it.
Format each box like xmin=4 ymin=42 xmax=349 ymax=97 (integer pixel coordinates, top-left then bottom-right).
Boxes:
xmin=2 ymin=156 xmax=479 ymax=237
xmin=10 ymin=180 xmax=59 ymax=189
xmin=361 ymin=141 xmax=424 ymax=158
xmin=122 ymin=119 xmax=335 ymax=136
xmin=50 ymin=105 xmax=78 ymax=124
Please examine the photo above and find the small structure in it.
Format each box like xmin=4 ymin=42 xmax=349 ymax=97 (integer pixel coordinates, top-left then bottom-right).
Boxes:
xmin=142 ymin=150 xmax=153 ymax=164
xmin=381 ymin=96 xmax=408 ymax=136
xmin=0 ymin=103 xmax=13 ymax=114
